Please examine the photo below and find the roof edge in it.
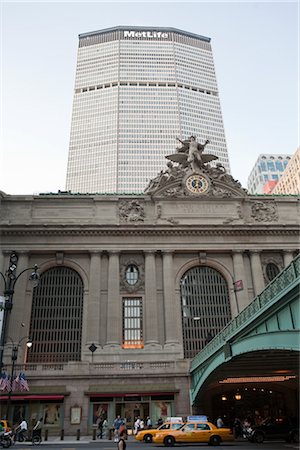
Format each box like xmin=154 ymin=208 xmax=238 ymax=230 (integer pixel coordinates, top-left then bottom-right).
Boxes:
xmin=79 ymin=25 xmax=211 ymax=43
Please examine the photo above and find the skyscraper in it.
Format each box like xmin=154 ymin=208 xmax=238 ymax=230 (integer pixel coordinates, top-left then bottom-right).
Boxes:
xmin=66 ymin=26 xmax=231 ymax=193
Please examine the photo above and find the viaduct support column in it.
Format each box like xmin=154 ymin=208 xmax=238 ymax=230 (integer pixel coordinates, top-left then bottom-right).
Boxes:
xmin=105 ymin=251 xmax=121 ymax=348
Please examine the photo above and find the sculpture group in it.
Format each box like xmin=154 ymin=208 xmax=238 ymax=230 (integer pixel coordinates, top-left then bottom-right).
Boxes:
xmin=144 ymin=136 xmax=245 ymax=197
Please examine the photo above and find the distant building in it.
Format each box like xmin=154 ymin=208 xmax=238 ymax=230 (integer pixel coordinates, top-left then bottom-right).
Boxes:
xmin=271 ymin=148 xmax=300 ymax=195
xmin=247 ymin=154 xmax=291 ymax=194
xmin=65 ymin=26 xmax=230 ymax=194
xmin=263 ymin=180 xmax=278 ymax=194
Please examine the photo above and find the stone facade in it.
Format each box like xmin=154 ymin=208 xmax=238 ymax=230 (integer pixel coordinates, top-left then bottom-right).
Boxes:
xmin=0 ymin=136 xmax=299 ymax=434
xmin=0 ymin=188 xmax=298 ymax=434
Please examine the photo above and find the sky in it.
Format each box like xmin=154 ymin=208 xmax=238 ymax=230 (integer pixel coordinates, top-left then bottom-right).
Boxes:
xmin=1 ymin=0 xmax=299 ymax=194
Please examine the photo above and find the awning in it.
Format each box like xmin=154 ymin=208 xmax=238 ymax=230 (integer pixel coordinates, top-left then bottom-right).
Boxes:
xmin=0 ymin=395 xmax=65 ymax=401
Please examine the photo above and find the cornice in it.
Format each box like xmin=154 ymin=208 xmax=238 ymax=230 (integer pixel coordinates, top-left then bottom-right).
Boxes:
xmin=1 ymin=224 xmax=299 ymax=237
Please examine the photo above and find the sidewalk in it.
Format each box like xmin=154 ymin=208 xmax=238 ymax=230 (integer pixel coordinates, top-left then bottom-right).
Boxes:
xmin=15 ymin=435 xmax=136 ymax=445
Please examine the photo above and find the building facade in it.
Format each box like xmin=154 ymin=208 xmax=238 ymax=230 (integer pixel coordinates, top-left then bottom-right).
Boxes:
xmin=1 ymin=151 xmax=298 ymax=434
xmin=65 ymin=26 xmax=230 ymax=193
xmin=247 ymin=154 xmax=291 ymax=194
xmin=271 ymin=148 xmax=300 ymax=195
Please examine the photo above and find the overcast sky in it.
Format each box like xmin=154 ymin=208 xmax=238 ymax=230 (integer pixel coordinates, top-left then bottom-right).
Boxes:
xmin=1 ymin=0 xmax=298 ymax=194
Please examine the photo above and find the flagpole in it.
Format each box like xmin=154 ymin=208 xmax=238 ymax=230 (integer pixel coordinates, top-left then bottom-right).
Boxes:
xmin=5 ymin=336 xmax=32 ymax=420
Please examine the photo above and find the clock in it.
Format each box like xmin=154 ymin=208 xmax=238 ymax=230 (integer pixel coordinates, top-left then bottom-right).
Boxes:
xmin=185 ymin=174 xmax=210 ymax=194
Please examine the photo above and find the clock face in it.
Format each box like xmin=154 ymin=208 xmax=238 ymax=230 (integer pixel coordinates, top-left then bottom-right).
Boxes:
xmin=185 ymin=174 xmax=210 ymax=194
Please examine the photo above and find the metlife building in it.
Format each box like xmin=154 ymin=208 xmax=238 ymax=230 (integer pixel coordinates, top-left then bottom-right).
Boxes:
xmin=66 ymin=26 xmax=231 ymax=193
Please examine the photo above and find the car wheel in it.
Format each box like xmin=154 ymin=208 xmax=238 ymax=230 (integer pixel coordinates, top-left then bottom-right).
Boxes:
xmin=254 ymin=431 xmax=264 ymax=444
xmin=163 ymin=435 xmax=175 ymax=447
xmin=209 ymin=435 xmax=221 ymax=446
xmin=144 ymin=434 xmax=153 ymax=443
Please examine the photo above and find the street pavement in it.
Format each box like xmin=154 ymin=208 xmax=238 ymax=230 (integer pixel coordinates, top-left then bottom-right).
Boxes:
xmin=13 ymin=435 xmax=299 ymax=449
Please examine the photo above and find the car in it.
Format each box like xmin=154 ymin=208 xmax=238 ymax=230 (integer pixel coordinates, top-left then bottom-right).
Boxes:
xmin=0 ymin=420 xmax=11 ymax=432
xmin=249 ymin=417 xmax=299 ymax=443
xmin=152 ymin=421 xmax=233 ymax=446
xmin=135 ymin=422 xmax=184 ymax=443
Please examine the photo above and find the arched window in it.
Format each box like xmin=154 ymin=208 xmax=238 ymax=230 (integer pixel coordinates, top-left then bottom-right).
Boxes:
xmin=180 ymin=266 xmax=231 ymax=359
xmin=266 ymin=263 xmax=280 ymax=282
xmin=28 ymin=267 xmax=84 ymax=363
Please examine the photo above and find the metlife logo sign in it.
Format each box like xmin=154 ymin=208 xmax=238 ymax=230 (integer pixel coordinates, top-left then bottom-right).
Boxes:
xmin=123 ymin=30 xmax=169 ymax=39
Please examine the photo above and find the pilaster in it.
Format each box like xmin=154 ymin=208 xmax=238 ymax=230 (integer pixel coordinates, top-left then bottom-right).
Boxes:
xmin=144 ymin=251 xmax=161 ymax=349
xmin=249 ymin=250 xmax=265 ymax=296
xmin=86 ymin=251 xmax=102 ymax=344
xmin=232 ymin=251 xmax=249 ymax=312
xmin=162 ymin=251 xmax=179 ymax=347
xmin=283 ymin=250 xmax=294 ymax=267
xmin=104 ymin=251 xmax=121 ymax=348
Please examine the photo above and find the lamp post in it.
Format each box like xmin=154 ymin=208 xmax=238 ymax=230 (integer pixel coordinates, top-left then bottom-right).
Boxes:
xmin=5 ymin=336 xmax=33 ymax=419
xmin=0 ymin=251 xmax=39 ymax=369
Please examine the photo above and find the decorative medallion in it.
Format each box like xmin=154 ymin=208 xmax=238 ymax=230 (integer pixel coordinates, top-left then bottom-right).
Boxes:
xmin=185 ymin=173 xmax=210 ymax=195
xmin=120 ymin=258 xmax=145 ymax=292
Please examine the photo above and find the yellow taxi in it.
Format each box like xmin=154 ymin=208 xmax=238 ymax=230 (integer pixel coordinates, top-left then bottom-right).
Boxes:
xmin=135 ymin=421 xmax=184 ymax=443
xmin=152 ymin=421 xmax=233 ymax=446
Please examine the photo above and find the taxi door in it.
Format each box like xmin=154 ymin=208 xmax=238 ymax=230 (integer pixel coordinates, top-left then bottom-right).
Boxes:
xmin=177 ymin=423 xmax=196 ymax=443
xmin=194 ymin=423 xmax=212 ymax=443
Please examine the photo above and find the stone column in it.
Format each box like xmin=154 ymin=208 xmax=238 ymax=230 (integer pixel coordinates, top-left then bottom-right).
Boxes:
xmin=7 ymin=252 xmax=30 ymax=349
xmin=0 ymin=250 xmax=4 ymax=275
xmin=86 ymin=252 xmax=101 ymax=344
xmin=105 ymin=251 xmax=121 ymax=347
xmin=232 ymin=251 xmax=249 ymax=312
xmin=283 ymin=250 xmax=294 ymax=267
xmin=144 ymin=251 xmax=160 ymax=347
xmin=162 ymin=251 xmax=179 ymax=346
xmin=249 ymin=250 xmax=265 ymax=296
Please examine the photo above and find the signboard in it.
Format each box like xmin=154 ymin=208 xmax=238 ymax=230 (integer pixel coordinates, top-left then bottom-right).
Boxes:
xmin=124 ymin=30 xmax=169 ymax=39
xmin=187 ymin=415 xmax=208 ymax=422
xmin=70 ymin=407 xmax=81 ymax=425
xmin=233 ymin=280 xmax=244 ymax=292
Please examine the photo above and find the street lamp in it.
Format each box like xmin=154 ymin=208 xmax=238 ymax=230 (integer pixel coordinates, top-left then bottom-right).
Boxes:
xmin=5 ymin=336 xmax=33 ymax=419
xmin=0 ymin=251 xmax=39 ymax=369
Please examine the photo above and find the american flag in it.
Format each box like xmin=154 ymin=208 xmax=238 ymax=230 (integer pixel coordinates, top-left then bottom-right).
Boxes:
xmin=19 ymin=372 xmax=29 ymax=391
xmin=12 ymin=374 xmax=20 ymax=391
xmin=0 ymin=372 xmax=11 ymax=392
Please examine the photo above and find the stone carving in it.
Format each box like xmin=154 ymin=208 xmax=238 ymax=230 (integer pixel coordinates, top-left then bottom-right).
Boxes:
xmin=156 ymin=204 xmax=179 ymax=225
xmin=250 ymin=201 xmax=278 ymax=222
xmin=119 ymin=200 xmax=145 ymax=223
xmin=144 ymin=136 xmax=248 ymax=198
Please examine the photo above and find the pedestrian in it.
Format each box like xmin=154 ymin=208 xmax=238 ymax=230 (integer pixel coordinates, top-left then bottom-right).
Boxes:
xmin=32 ymin=417 xmax=43 ymax=439
xmin=216 ymin=416 xmax=224 ymax=428
xmin=16 ymin=418 xmax=28 ymax=441
xmin=146 ymin=416 xmax=152 ymax=429
xmin=113 ymin=415 xmax=124 ymax=442
xmin=97 ymin=418 xmax=104 ymax=438
xmin=117 ymin=430 xmax=127 ymax=450
xmin=157 ymin=417 xmax=163 ymax=427
xmin=102 ymin=418 xmax=108 ymax=439
xmin=134 ymin=416 xmax=141 ymax=435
